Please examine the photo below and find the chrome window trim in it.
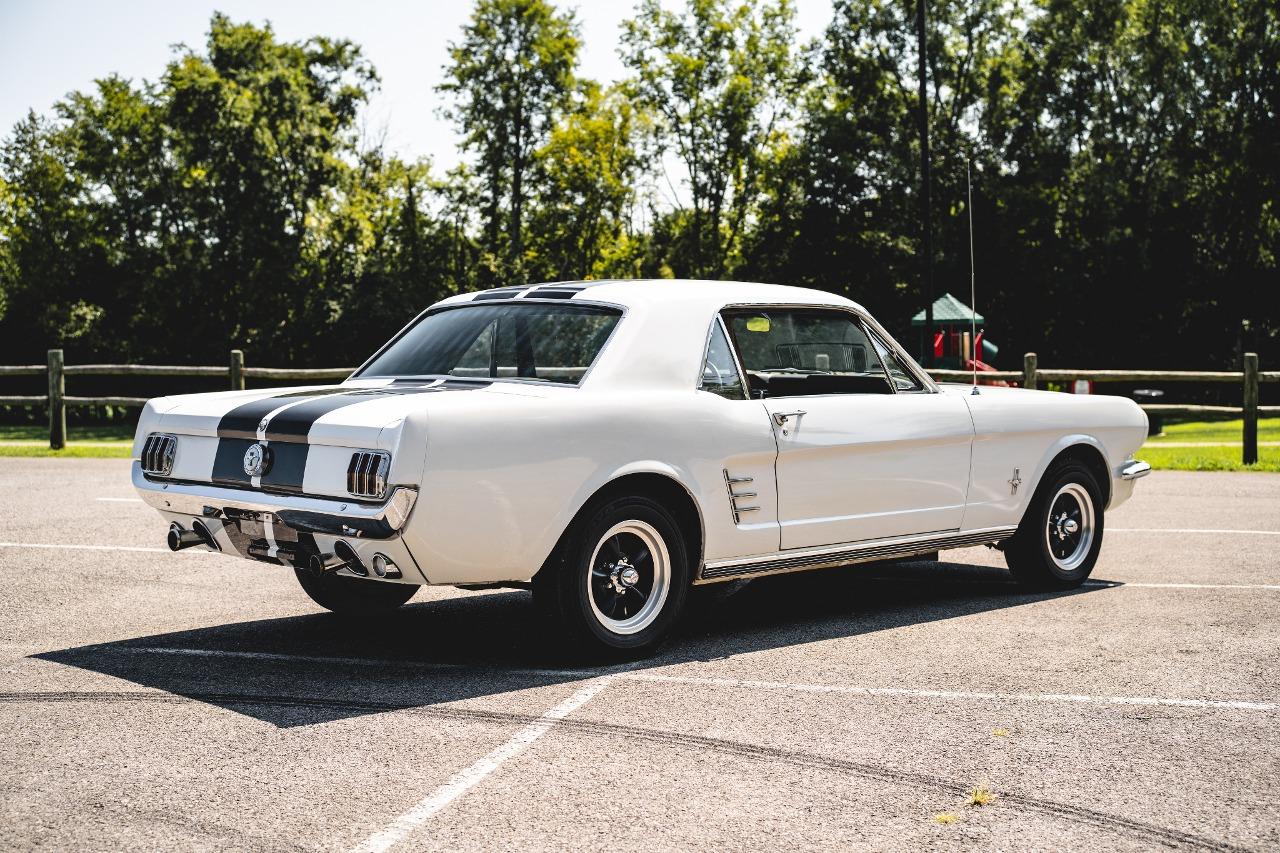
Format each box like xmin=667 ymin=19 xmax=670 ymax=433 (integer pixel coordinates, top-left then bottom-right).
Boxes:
xmin=695 ymin=314 xmax=749 ymax=400
xmin=352 ymin=298 xmax=629 ymax=390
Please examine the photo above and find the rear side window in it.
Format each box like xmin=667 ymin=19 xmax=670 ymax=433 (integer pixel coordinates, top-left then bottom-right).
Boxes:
xmin=723 ymin=309 xmax=893 ymax=397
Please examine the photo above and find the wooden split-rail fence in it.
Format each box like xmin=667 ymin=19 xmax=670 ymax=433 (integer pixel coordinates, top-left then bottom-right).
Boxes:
xmin=1 ymin=349 xmax=1276 ymax=464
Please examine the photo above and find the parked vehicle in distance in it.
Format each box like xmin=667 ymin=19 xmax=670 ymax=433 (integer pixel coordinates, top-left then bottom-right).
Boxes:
xmin=134 ymin=280 xmax=1151 ymax=655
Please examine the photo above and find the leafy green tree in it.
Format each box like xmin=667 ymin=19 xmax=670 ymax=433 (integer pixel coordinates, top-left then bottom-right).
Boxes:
xmin=440 ymin=0 xmax=580 ymax=283
xmin=527 ymin=84 xmax=644 ymax=280
xmin=621 ymin=0 xmax=804 ymax=278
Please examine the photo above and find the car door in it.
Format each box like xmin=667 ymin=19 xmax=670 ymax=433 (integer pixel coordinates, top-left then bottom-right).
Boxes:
xmin=723 ymin=307 xmax=974 ymax=550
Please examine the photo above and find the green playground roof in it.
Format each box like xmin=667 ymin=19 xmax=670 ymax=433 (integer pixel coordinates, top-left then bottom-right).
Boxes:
xmin=911 ymin=292 xmax=983 ymax=326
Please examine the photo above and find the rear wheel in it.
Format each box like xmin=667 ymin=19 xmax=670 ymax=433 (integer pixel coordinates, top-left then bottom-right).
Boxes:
xmin=294 ymin=569 xmax=418 ymax=614
xmin=533 ymin=496 xmax=690 ymax=658
xmin=1005 ymin=460 xmax=1104 ymax=590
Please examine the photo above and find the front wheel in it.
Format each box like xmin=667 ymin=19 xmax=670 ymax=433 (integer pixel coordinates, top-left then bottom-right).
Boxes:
xmin=1004 ymin=460 xmax=1105 ymax=590
xmin=294 ymin=569 xmax=419 ymax=614
xmin=533 ymin=496 xmax=690 ymax=658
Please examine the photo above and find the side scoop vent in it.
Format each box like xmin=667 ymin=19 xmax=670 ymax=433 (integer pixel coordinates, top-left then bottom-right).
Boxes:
xmin=141 ymin=433 xmax=178 ymax=477
xmin=347 ymin=450 xmax=391 ymax=500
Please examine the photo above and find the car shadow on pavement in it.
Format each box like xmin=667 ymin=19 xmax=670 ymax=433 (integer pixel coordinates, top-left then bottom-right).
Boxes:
xmin=35 ymin=559 xmax=1108 ymax=728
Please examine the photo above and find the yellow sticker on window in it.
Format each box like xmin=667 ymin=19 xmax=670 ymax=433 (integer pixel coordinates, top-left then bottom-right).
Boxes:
xmin=746 ymin=316 xmax=771 ymax=333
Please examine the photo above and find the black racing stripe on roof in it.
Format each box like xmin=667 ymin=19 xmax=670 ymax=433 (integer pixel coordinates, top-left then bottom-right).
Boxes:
xmin=531 ymin=290 xmax=578 ymax=299
xmin=470 ymin=286 xmax=531 ymax=301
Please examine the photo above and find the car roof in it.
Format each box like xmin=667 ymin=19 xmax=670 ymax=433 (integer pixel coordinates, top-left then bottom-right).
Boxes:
xmin=426 ymin=279 xmax=880 ymax=393
xmin=433 ymin=279 xmax=868 ymax=315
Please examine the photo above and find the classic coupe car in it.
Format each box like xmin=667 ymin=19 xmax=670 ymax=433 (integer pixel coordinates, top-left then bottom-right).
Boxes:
xmin=134 ymin=279 xmax=1150 ymax=654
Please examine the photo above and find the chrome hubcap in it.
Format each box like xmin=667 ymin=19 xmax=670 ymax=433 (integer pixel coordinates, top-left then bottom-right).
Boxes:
xmin=587 ymin=520 xmax=671 ymax=635
xmin=1045 ymin=483 xmax=1095 ymax=572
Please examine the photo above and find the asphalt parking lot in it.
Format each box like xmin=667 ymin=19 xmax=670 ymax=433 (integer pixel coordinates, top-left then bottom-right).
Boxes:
xmin=1 ymin=459 xmax=1278 ymax=851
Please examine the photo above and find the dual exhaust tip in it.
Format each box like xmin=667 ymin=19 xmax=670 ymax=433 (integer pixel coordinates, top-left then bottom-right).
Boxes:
xmin=167 ymin=520 xmax=400 ymax=580
xmin=308 ymin=540 xmax=401 ymax=580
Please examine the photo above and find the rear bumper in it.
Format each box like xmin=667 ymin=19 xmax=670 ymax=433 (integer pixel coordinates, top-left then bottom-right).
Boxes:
xmin=131 ymin=462 xmax=418 ymax=539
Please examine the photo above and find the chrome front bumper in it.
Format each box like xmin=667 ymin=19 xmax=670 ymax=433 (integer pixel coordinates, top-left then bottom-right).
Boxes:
xmin=1119 ymin=460 xmax=1152 ymax=481
xmin=131 ymin=461 xmax=418 ymax=539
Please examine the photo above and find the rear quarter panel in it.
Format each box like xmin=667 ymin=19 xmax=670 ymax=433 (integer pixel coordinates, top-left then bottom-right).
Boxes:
xmin=400 ymin=387 xmax=780 ymax=584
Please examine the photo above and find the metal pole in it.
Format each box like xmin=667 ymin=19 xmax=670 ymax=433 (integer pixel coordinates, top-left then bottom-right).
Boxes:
xmin=916 ymin=0 xmax=934 ymax=367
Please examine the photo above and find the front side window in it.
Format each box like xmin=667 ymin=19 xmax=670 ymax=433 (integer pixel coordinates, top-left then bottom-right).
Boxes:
xmin=699 ymin=320 xmax=746 ymax=399
xmin=723 ymin=308 xmax=893 ymax=397
xmin=358 ymin=303 xmax=621 ymax=385
xmin=869 ymin=331 xmax=925 ymax=392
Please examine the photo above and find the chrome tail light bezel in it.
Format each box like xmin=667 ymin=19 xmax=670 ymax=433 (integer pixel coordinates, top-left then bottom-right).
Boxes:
xmin=347 ymin=450 xmax=391 ymax=500
xmin=141 ymin=433 xmax=178 ymax=477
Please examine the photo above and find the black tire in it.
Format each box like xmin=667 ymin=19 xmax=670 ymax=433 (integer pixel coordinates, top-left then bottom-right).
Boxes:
xmin=532 ymin=495 xmax=690 ymax=659
xmin=294 ymin=569 xmax=418 ymax=614
xmin=1005 ymin=459 xmax=1105 ymax=590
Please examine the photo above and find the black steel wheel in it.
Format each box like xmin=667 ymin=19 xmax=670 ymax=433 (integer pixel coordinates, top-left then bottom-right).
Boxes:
xmin=1005 ymin=459 xmax=1105 ymax=590
xmin=534 ymin=495 xmax=690 ymax=658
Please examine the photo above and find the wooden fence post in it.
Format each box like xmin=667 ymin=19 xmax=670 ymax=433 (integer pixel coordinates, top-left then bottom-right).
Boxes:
xmin=1243 ymin=352 xmax=1259 ymax=465
xmin=230 ymin=349 xmax=245 ymax=391
xmin=1023 ymin=352 xmax=1038 ymax=390
xmin=47 ymin=349 xmax=66 ymax=450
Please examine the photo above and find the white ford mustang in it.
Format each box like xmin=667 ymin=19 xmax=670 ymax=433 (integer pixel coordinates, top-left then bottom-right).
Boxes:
xmin=134 ymin=279 xmax=1150 ymax=655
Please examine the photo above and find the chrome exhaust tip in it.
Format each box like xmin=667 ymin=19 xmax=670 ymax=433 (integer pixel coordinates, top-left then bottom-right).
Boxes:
xmin=191 ymin=519 xmax=221 ymax=552
xmin=167 ymin=522 xmax=204 ymax=552
xmin=308 ymin=541 xmax=367 ymax=576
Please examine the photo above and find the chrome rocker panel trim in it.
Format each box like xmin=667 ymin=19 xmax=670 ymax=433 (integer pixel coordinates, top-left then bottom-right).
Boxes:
xmin=1119 ymin=460 xmax=1151 ymax=481
xmin=132 ymin=461 xmax=417 ymax=540
xmin=697 ymin=526 xmax=1019 ymax=583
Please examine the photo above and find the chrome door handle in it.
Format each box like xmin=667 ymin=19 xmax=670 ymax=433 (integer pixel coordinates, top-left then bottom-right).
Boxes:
xmin=771 ymin=410 xmax=807 ymax=427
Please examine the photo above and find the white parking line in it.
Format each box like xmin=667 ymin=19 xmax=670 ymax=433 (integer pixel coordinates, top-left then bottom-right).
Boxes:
xmin=1110 ymin=527 xmax=1280 ymax=536
xmin=622 ymin=673 xmax=1279 ymax=712
xmin=0 ymin=542 xmax=214 ymax=555
xmin=350 ymin=675 xmax=617 ymax=853
xmin=1087 ymin=581 xmax=1280 ymax=591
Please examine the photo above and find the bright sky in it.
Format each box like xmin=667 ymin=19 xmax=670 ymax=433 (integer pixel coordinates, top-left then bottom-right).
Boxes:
xmin=0 ymin=0 xmax=834 ymax=171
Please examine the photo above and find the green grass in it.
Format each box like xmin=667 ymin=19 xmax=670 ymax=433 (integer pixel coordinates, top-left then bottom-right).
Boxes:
xmin=1145 ymin=417 xmax=1280 ymax=445
xmin=0 ymin=443 xmax=132 ymax=458
xmin=0 ymin=423 xmax=134 ymax=442
xmin=1138 ymin=444 xmax=1280 ymax=473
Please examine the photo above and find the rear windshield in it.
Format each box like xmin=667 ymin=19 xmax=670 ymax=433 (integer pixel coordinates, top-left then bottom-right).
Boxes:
xmin=357 ymin=302 xmax=621 ymax=385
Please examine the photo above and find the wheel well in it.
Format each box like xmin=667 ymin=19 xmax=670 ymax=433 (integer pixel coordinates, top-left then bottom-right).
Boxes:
xmin=538 ymin=473 xmax=704 ymax=578
xmin=1051 ymin=443 xmax=1111 ymax=506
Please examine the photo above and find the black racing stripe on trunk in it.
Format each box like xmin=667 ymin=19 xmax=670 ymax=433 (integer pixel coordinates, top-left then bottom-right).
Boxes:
xmin=261 ymin=382 xmax=492 ymax=442
xmin=261 ymin=393 xmax=376 ymax=443
xmin=216 ymin=388 xmax=350 ymax=439
xmin=260 ymin=443 xmax=309 ymax=495
xmin=212 ymin=437 xmax=309 ymax=494
xmin=212 ymin=438 xmax=254 ymax=487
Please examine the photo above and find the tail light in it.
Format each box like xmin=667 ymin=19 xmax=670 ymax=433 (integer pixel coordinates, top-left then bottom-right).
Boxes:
xmin=347 ymin=451 xmax=391 ymax=500
xmin=141 ymin=433 xmax=177 ymax=477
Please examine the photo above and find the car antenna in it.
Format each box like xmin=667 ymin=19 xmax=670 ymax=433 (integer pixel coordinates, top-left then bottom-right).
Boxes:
xmin=967 ymin=158 xmax=979 ymax=396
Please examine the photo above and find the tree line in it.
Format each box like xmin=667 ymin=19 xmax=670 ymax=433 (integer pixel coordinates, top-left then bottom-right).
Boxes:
xmin=0 ymin=0 xmax=1275 ymax=370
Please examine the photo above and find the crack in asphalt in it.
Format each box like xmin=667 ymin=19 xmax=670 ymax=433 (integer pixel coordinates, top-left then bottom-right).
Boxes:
xmin=1 ymin=689 xmax=1246 ymax=852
